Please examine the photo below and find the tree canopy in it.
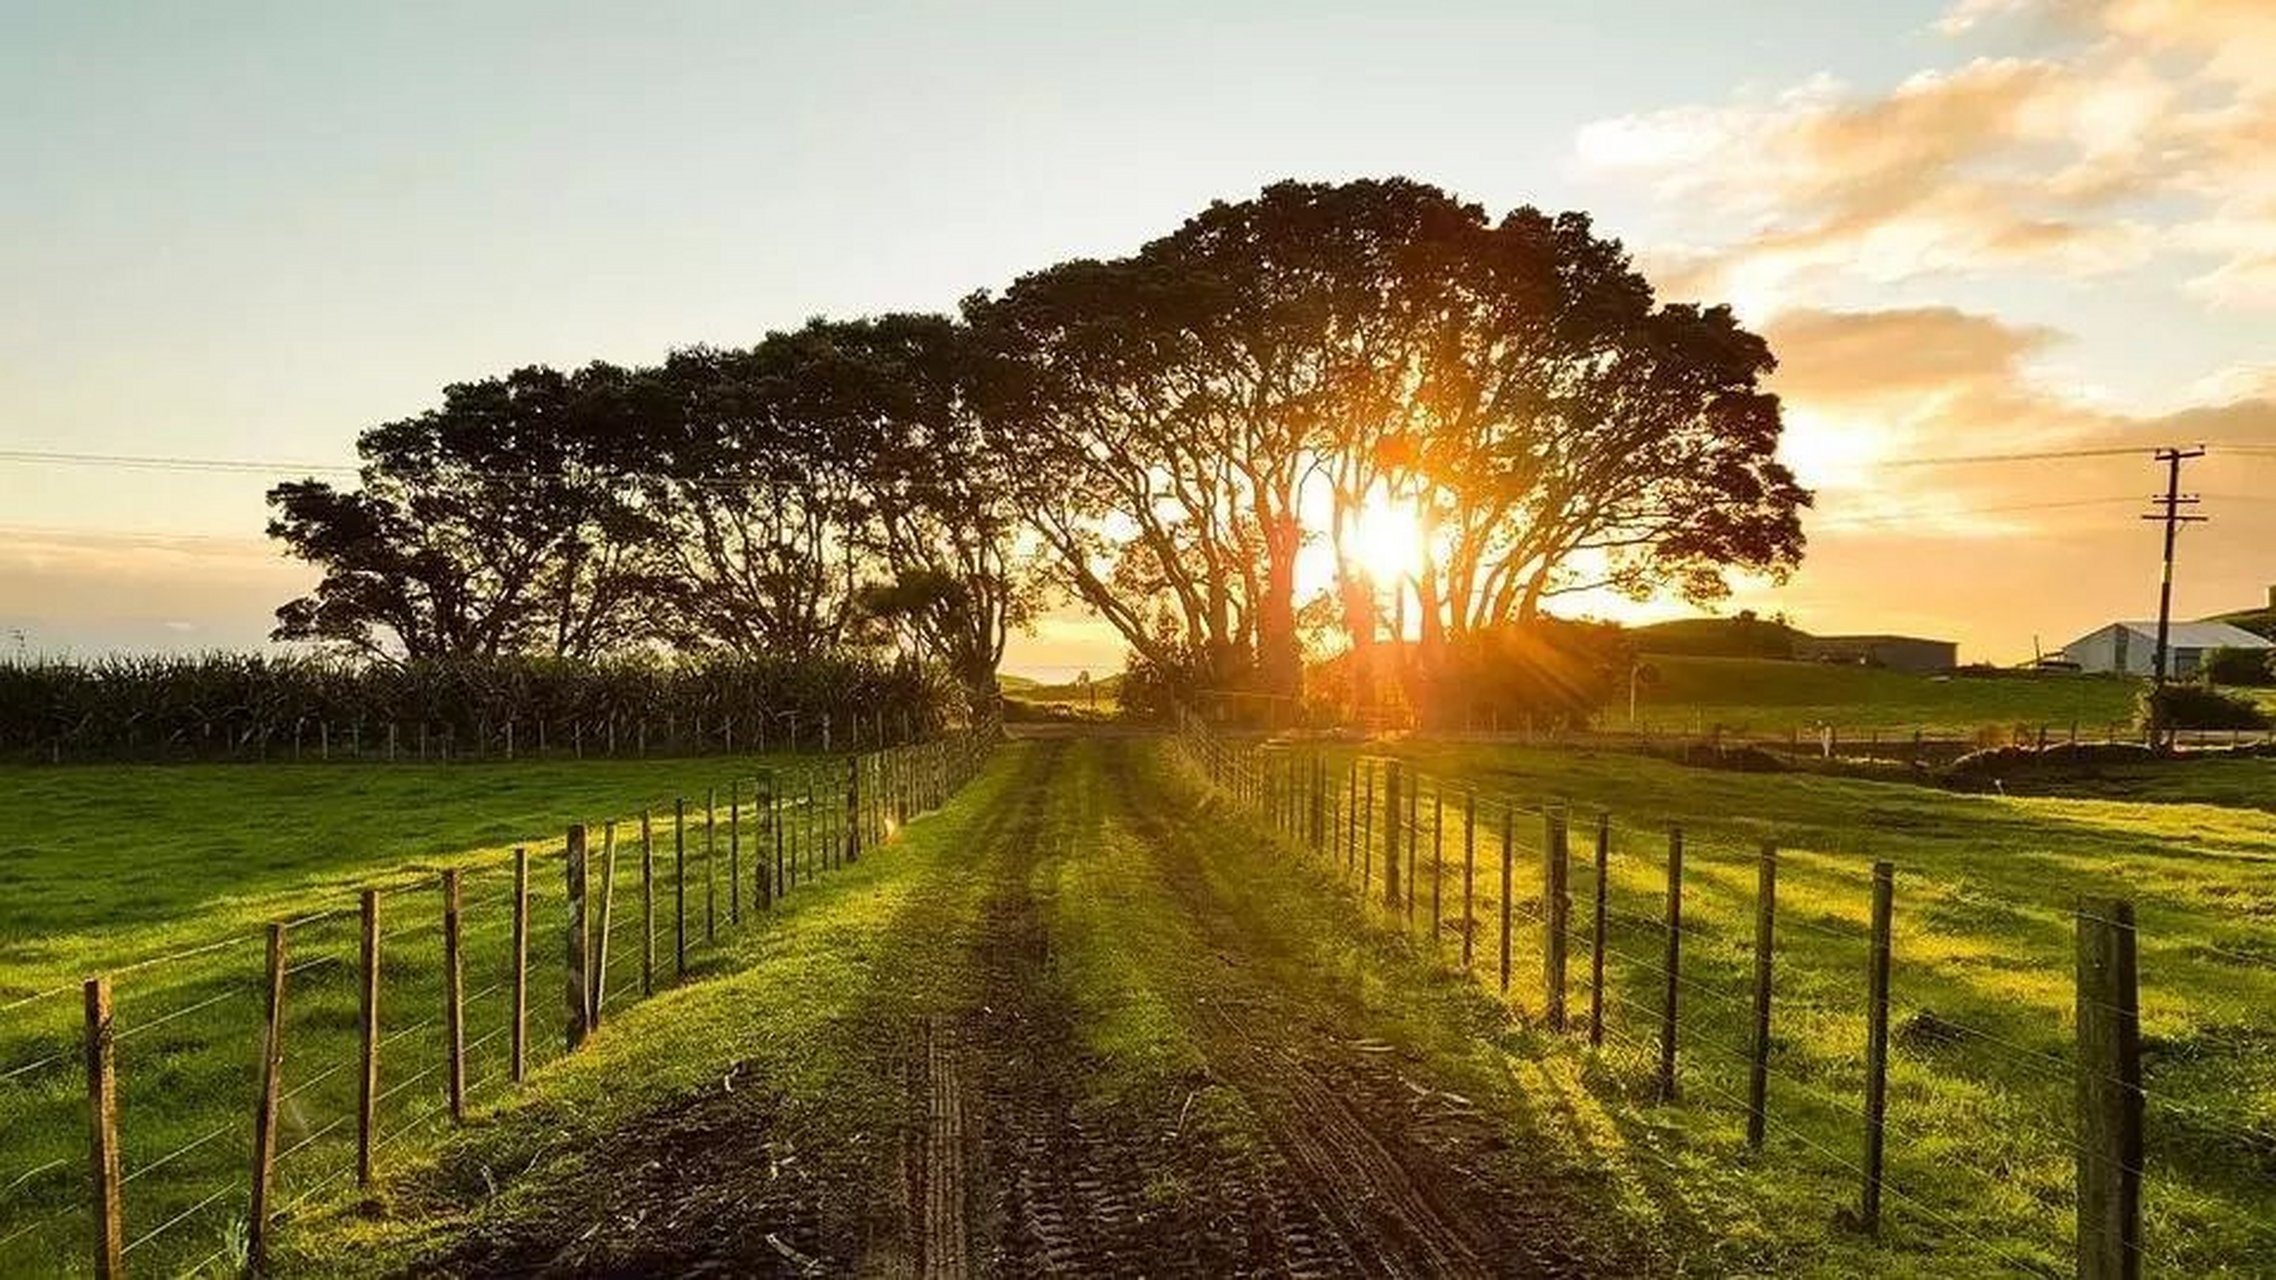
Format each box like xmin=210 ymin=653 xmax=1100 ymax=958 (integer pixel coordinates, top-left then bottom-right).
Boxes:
xmin=268 ymin=178 xmax=1809 ymax=720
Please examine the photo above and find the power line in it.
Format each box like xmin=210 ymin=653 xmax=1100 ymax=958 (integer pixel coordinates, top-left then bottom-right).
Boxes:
xmin=1809 ymin=495 xmax=2143 ymax=530
xmin=1881 ymin=445 xmax=2171 ymax=468
xmin=0 ymin=448 xmax=358 ymax=476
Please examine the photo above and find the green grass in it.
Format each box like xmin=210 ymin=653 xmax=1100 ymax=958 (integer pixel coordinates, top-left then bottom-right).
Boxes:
xmin=1280 ymin=736 xmax=2276 ymax=1274
xmin=274 ymin=743 xmax=1027 ymax=1276
xmin=0 ymin=754 xmax=856 ymax=1276
xmin=1629 ymin=655 xmax=2144 ymax=736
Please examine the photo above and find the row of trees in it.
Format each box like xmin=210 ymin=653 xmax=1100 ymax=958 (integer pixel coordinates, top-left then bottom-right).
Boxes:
xmin=271 ymin=180 xmax=1809 ymax=714
xmin=268 ymin=315 xmax=1029 ymax=699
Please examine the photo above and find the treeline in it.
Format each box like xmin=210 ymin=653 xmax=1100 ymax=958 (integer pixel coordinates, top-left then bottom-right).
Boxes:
xmin=0 ymin=653 xmax=947 ymax=762
xmin=264 ymin=178 xmax=1808 ymax=724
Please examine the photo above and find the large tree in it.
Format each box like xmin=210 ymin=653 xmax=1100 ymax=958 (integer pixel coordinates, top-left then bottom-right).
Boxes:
xmin=1395 ymin=207 xmax=1809 ymax=664
xmin=267 ymin=364 xmax=662 ymax=661
xmin=976 ymin=179 xmax=1807 ymax=707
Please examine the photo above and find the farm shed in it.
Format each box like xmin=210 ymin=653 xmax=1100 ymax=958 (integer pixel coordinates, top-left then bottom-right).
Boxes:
xmin=1791 ymin=633 xmax=1958 ymax=674
xmin=2059 ymin=620 xmax=2273 ymax=678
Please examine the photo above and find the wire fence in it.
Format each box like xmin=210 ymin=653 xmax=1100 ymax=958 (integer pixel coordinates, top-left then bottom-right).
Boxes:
xmin=1171 ymin=711 xmax=2272 ymax=1276
xmin=0 ymin=719 xmax=998 ymax=1276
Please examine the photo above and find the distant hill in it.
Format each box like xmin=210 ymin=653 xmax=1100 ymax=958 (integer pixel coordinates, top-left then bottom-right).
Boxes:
xmin=1631 ymin=615 xmax=1805 ymax=659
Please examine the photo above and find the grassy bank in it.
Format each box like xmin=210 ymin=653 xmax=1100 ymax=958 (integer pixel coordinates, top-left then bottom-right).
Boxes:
xmin=0 ymin=754 xmax=851 ymax=1275
xmin=275 ymin=743 xmax=1033 ymax=1276
xmin=1276 ymin=737 xmax=2276 ymax=1273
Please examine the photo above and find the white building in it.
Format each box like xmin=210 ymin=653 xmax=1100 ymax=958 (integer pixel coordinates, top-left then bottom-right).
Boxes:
xmin=2060 ymin=620 xmax=2274 ymax=678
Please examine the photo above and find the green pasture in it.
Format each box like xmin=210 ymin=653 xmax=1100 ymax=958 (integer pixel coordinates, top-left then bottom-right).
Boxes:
xmin=0 ymin=754 xmax=851 ymax=1276
xmin=1626 ymin=656 xmax=2145 ymax=736
xmin=1277 ymin=737 xmax=2276 ymax=1274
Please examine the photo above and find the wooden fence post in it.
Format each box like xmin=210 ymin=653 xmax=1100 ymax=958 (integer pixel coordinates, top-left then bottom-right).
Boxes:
xmin=1543 ymin=810 xmax=1570 ymax=1032
xmin=617 ymin=817 xmax=645 ymax=1005
xmin=590 ymin=823 xmax=617 ymax=1029
xmin=1383 ymin=762 xmax=1402 ymax=911
xmin=443 ymin=868 xmax=465 ymax=1122
xmin=1462 ymin=791 xmax=1477 ymax=970
xmin=248 ymin=922 xmax=289 ymax=1273
xmin=512 ymin=848 xmax=530 ymax=1080
xmin=1345 ymin=759 xmax=1359 ymax=877
xmin=1406 ymin=774 xmax=1419 ymax=926
xmin=845 ymin=755 xmax=861 ymax=864
xmin=1746 ymin=845 xmax=1777 ymax=1148
xmin=357 ymin=888 xmax=380 ymax=1183
xmin=757 ymin=773 xmax=776 ymax=908
xmin=1861 ymin=860 xmax=1894 ymax=1233
xmin=566 ymin=825 xmax=590 ymax=1050
xmin=704 ymin=789 xmax=718 ymax=944
xmin=2077 ymin=897 xmax=2142 ymax=1280
xmin=1590 ymin=814 xmax=1609 ymax=1049
xmin=729 ymin=781 xmax=742 ymax=925
xmin=1498 ymin=805 xmax=1514 ymax=995
xmin=1360 ymin=763 xmax=1374 ymax=896
xmin=673 ymin=800 xmax=688 ymax=981
xmin=1431 ymin=789 xmax=1444 ymax=949
xmin=82 ymin=977 xmax=123 ymax=1278
xmin=1658 ymin=828 xmax=1684 ymax=1102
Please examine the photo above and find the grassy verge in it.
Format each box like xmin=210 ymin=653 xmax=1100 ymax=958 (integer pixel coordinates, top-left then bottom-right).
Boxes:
xmin=1275 ymin=736 xmax=2275 ymax=1274
xmin=0 ymin=753 xmax=849 ymax=1276
xmin=274 ymin=741 xmax=1032 ymax=1275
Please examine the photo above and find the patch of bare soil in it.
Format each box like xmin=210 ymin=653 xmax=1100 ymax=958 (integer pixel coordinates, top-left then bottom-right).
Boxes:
xmin=407 ymin=1071 xmax=834 ymax=1278
xmin=1101 ymin=745 xmax=1621 ymax=1278
xmin=402 ymin=739 xmax=1632 ymax=1277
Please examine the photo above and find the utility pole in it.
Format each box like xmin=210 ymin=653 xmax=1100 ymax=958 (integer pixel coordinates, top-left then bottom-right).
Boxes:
xmin=2142 ymin=446 xmax=2207 ymax=748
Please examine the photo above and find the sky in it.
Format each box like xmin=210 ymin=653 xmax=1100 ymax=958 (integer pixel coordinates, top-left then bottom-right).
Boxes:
xmin=3 ymin=0 xmax=2271 ymax=674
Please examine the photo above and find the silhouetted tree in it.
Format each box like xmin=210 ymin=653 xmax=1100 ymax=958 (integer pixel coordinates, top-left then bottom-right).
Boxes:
xmin=974 ymin=178 xmax=1808 ymax=710
xmin=267 ymin=364 xmax=662 ymax=661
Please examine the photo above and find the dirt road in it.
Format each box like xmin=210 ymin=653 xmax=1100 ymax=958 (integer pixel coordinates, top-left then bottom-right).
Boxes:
xmin=406 ymin=739 xmax=1633 ymax=1278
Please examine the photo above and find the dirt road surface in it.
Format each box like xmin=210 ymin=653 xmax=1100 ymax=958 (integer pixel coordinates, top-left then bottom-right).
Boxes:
xmin=405 ymin=739 xmax=1638 ymax=1278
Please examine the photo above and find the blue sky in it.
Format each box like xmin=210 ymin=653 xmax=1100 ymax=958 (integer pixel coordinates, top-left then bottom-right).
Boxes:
xmin=3 ymin=1 xmax=2271 ymax=670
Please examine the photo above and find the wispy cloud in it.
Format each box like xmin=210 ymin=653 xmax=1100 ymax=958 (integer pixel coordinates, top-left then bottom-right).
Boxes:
xmin=1576 ymin=0 xmax=2276 ymax=311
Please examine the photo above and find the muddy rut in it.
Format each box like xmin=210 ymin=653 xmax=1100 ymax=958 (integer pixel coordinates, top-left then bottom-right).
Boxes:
xmin=404 ymin=738 xmax=1620 ymax=1278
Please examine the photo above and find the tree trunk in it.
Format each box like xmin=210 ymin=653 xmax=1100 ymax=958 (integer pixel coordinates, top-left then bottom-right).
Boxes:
xmin=1256 ymin=510 xmax=1303 ymax=700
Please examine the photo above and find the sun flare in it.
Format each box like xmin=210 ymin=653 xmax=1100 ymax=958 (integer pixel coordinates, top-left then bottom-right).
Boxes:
xmin=1353 ymin=494 xmax=1427 ymax=584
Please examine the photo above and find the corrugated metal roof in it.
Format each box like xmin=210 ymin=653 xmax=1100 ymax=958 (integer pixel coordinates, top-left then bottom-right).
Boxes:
xmin=2107 ymin=620 xmax=2274 ymax=649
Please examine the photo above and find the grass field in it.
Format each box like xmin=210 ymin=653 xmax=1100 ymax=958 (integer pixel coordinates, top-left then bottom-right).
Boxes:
xmin=10 ymin=732 xmax=2272 ymax=1273
xmin=0 ymin=754 xmax=857 ymax=1275
xmin=1628 ymin=656 xmax=2146 ymax=736
xmin=1284 ymin=736 xmax=2276 ymax=1274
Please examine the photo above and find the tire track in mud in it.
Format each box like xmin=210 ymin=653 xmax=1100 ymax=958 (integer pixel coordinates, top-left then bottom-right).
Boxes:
xmin=1098 ymin=741 xmax=1601 ymax=1279
xmin=911 ymin=737 xmax=1172 ymax=1277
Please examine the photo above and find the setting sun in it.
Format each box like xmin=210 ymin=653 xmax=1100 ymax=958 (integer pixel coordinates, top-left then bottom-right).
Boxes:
xmin=1352 ymin=493 xmax=1427 ymax=584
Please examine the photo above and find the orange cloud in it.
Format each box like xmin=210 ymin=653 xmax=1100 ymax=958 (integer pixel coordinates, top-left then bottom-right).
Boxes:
xmin=1577 ymin=6 xmax=2276 ymax=310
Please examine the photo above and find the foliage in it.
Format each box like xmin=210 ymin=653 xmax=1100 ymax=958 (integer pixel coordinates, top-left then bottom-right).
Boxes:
xmin=2202 ymin=645 xmax=2276 ymax=686
xmin=268 ymin=364 xmax=666 ymax=661
xmin=0 ymin=652 xmax=953 ymax=761
xmin=266 ymin=322 xmax=1038 ymax=699
xmin=970 ymin=179 xmax=1809 ymax=700
xmin=2146 ymin=682 xmax=2271 ymax=730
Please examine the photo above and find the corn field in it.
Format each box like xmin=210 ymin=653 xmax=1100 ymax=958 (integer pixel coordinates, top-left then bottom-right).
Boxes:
xmin=0 ymin=653 xmax=959 ymax=762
